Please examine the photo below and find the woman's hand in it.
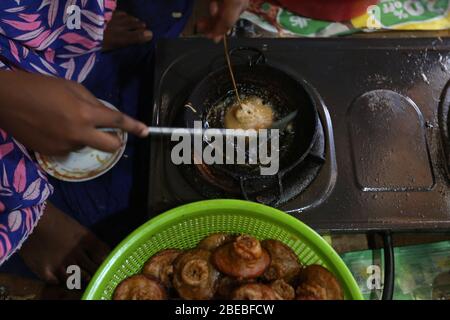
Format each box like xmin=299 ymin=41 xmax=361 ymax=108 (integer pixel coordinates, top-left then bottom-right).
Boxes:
xmin=0 ymin=70 xmax=148 ymax=156
xmin=198 ymin=0 xmax=250 ymax=42
xmin=103 ymin=10 xmax=153 ymax=51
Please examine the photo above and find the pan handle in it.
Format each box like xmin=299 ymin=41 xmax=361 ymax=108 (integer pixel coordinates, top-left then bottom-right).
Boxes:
xmin=228 ymin=47 xmax=267 ymax=67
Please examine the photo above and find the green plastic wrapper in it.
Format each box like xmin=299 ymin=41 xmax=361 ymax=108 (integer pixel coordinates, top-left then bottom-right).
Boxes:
xmin=243 ymin=0 xmax=450 ymax=37
xmin=340 ymin=241 xmax=450 ymax=300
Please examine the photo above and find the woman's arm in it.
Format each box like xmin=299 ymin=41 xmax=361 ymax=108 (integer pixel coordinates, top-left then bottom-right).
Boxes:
xmin=0 ymin=70 xmax=148 ymax=155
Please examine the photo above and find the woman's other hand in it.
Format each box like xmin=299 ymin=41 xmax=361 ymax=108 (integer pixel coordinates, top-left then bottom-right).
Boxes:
xmin=103 ymin=10 xmax=153 ymax=51
xmin=0 ymin=70 xmax=148 ymax=156
xmin=198 ymin=0 xmax=250 ymax=43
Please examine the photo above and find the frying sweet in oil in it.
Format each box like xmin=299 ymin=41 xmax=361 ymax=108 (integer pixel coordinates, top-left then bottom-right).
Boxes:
xmin=224 ymin=96 xmax=274 ymax=130
xmin=113 ymin=233 xmax=344 ymax=300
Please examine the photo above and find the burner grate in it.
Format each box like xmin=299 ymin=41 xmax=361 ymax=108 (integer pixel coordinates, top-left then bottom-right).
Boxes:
xmin=178 ymin=117 xmax=325 ymax=206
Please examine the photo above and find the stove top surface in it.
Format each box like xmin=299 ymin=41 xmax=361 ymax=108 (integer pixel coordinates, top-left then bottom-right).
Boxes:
xmin=147 ymin=37 xmax=450 ymax=232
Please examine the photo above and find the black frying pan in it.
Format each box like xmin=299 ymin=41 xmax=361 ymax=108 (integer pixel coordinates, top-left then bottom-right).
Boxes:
xmin=184 ymin=48 xmax=319 ymax=178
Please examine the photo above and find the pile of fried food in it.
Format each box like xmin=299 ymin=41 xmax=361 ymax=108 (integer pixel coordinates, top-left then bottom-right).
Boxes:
xmin=113 ymin=233 xmax=344 ymax=300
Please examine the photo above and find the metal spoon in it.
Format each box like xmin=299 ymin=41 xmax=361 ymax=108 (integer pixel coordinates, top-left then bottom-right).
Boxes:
xmin=99 ymin=111 xmax=298 ymax=137
xmin=270 ymin=110 xmax=298 ymax=130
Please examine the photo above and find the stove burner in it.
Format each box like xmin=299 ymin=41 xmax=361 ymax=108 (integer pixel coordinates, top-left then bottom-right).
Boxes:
xmin=178 ymin=118 xmax=326 ymax=206
xmin=149 ymin=38 xmax=450 ymax=232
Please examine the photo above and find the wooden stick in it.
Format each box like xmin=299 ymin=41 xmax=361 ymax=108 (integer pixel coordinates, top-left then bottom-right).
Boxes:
xmin=223 ymin=36 xmax=243 ymax=108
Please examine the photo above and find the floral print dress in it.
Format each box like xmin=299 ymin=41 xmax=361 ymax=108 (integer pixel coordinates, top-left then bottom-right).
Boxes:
xmin=0 ymin=0 xmax=116 ymax=265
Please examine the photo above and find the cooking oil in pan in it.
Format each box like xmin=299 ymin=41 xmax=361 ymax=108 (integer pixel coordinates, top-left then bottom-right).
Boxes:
xmin=206 ymin=91 xmax=296 ymax=169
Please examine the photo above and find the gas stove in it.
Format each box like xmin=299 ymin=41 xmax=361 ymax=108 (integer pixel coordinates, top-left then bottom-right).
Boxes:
xmin=146 ymin=37 xmax=450 ymax=232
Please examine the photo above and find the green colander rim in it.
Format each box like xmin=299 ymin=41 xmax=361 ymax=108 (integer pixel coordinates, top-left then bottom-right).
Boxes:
xmin=83 ymin=199 xmax=363 ymax=300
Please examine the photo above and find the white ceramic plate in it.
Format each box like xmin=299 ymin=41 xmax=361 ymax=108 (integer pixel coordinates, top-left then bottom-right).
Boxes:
xmin=35 ymin=100 xmax=128 ymax=182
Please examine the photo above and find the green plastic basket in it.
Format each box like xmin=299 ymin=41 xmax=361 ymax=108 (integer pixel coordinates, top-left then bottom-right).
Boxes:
xmin=83 ymin=200 xmax=363 ymax=300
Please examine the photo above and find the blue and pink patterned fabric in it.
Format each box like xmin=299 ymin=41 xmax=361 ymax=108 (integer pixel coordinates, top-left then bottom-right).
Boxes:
xmin=0 ymin=0 xmax=116 ymax=265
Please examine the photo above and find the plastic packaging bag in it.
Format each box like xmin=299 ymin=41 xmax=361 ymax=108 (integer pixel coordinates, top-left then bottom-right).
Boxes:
xmin=340 ymin=241 xmax=450 ymax=300
xmin=243 ymin=0 xmax=450 ymax=37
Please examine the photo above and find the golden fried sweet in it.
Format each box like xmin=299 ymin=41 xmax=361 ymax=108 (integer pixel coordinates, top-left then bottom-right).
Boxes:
xmin=231 ymin=283 xmax=282 ymax=300
xmin=262 ymin=239 xmax=302 ymax=283
xmin=270 ymin=279 xmax=295 ymax=300
xmin=296 ymin=282 xmax=328 ymax=300
xmin=296 ymin=265 xmax=344 ymax=300
xmin=142 ymin=249 xmax=181 ymax=288
xmin=197 ymin=233 xmax=234 ymax=251
xmin=173 ymin=249 xmax=220 ymax=300
xmin=212 ymin=235 xmax=271 ymax=280
xmin=113 ymin=275 xmax=167 ymax=300
xmin=215 ymin=276 xmax=257 ymax=300
xmin=113 ymin=235 xmax=345 ymax=301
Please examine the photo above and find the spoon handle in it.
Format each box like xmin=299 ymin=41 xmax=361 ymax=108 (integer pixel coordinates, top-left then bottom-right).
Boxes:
xmin=99 ymin=127 xmax=258 ymax=138
xmin=147 ymin=127 xmax=258 ymax=138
